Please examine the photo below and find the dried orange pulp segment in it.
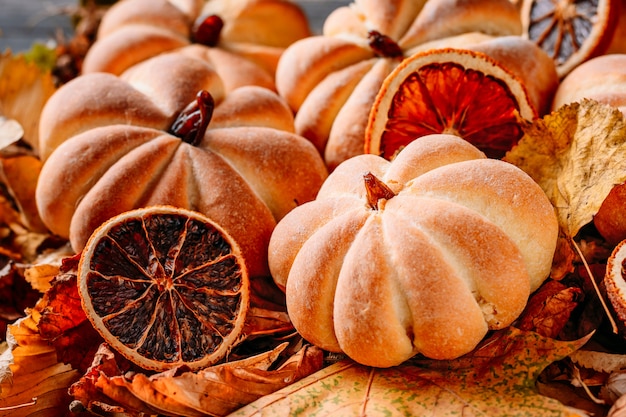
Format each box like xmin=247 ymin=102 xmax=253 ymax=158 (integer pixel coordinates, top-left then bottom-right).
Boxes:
xmin=365 ymin=48 xmax=536 ymax=160
xmin=521 ymin=0 xmax=621 ymax=77
xmin=77 ymin=206 xmax=249 ymax=372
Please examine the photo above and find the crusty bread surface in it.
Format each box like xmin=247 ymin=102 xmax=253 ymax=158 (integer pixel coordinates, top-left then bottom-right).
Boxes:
xmin=269 ymin=134 xmax=558 ymax=367
xmin=552 ymin=54 xmax=626 ymax=116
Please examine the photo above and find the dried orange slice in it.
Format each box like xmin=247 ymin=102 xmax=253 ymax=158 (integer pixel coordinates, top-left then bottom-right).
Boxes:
xmin=521 ymin=0 xmax=620 ymax=77
xmin=604 ymin=239 xmax=626 ymax=328
xmin=365 ymin=47 xmax=537 ymax=160
xmin=77 ymin=206 xmax=249 ymax=371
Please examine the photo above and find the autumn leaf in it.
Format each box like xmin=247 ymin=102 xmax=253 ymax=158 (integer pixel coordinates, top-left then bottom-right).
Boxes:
xmin=232 ymin=327 xmax=591 ymax=417
xmin=0 ymin=51 xmax=57 ymax=154
xmin=244 ymin=275 xmax=293 ymax=339
xmin=0 ymin=297 xmax=80 ymax=416
xmin=0 ymin=260 xmax=41 ymax=343
xmin=0 ymin=152 xmax=68 ymax=267
xmin=517 ymin=279 xmax=584 ymax=339
xmin=0 ymin=154 xmax=47 ymax=233
xmin=71 ymin=340 xmax=325 ymax=417
xmin=146 ymin=343 xmax=324 ymax=416
xmin=32 ymin=253 xmax=104 ymax=374
xmin=504 ymin=99 xmax=626 ymax=240
xmin=0 ymin=117 xmax=23 ymax=149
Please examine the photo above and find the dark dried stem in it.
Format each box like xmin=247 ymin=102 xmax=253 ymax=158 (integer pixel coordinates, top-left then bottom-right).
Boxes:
xmin=170 ymin=90 xmax=214 ymax=146
xmin=367 ymin=30 xmax=404 ymax=58
xmin=192 ymin=14 xmax=224 ymax=46
xmin=364 ymin=172 xmax=396 ymax=210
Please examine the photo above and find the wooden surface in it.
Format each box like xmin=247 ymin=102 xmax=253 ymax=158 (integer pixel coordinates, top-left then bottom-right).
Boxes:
xmin=0 ymin=0 xmax=349 ymax=53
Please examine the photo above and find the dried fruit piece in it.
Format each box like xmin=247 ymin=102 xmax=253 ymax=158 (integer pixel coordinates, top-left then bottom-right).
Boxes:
xmin=365 ymin=38 xmax=557 ymax=159
xmin=521 ymin=0 xmax=621 ymax=77
xmin=604 ymin=240 xmax=626 ymax=331
xmin=77 ymin=206 xmax=249 ymax=371
xmin=275 ymin=0 xmax=523 ymax=170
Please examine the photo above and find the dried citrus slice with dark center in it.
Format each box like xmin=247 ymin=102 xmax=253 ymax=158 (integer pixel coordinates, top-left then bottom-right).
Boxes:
xmin=604 ymin=239 xmax=626 ymax=329
xmin=521 ymin=0 xmax=620 ymax=77
xmin=365 ymin=48 xmax=535 ymax=160
xmin=77 ymin=206 xmax=249 ymax=371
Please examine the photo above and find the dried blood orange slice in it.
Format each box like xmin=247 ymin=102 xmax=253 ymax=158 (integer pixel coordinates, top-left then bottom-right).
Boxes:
xmin=77 ymin=206 xmax=249 ymax=371
xmin=521 ymin=0 xmax=620 ymax=77
xmin=365 ymin=47 xmax=536 ymax=160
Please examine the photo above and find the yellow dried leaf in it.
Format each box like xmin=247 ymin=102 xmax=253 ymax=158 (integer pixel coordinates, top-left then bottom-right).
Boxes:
xmin=81 ymin=342 xmax=324 ymax=417
xmin=504 ymin=99 xmax=626 ymax=239
xmin=0 ymin=117 xmax=23 ymax=149
xmin=570 ymin=350 xmax=626 ymax=374
xmin=24 ymin=261 xmax=63 ymax=293
xmin=0 ymin=51 xmax=57 ymax=153
xmin=0 ymin=154 xmax=47 ymax=233
xmin=150 ymin=344 xmax=324 ymax=416
xmin=232 ymin=327 xmax=591 ymax=417
xmin=0 ymin=299 xmax=80 ymax=416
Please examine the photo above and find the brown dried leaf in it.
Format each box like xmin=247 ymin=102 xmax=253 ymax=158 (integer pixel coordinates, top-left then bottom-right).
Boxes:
xmin=232 ymin=327 xmax=591 ymax=417
xmin=552 ymin=235 xmax=578 ymax=280
xmin=74 ymin=341 xmax=324 ymax=417
xmin=0 ymin=154 xmax=67 ymax=266
xmin=517 ymin=279 xmax=584 ymax=338
xmin=0 ymin=298 xmax=80 ymax=416
xmin=0 ymin=51 xmax=57 ymax=153
xmin=148 ymin=344 xmax=324 ymax=416
xmin=24 ymin=263 xmax=61 ymax=293
xmin=69 ymin=343 xmax=141 ymax=416
xmin=504 ymin=99 xmax=626 ymax=239
xmin=21 ymin=242 xmax=75 ymax=293
xmin=571 ymin=351 xmax=626 ymax=374
xmin=0 ymin=155 xmax=47 ymax=233
xmin=0 ymin=261 xmax=41 ymax=343
xmin=38 ymin=254 xmax=104 ymax=373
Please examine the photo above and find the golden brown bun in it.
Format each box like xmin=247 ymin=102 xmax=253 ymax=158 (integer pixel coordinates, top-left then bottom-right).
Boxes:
xmin=323 ymin=0 xmax=425 ymax=40
xmin=82 ymin=0 xmax=194 ymax=75
xmin=96 ymin=0 xmax=198 ymax=38
xmin=552 ymin=54 xmax=626 ymax=116
xmin=399 ymin=0 xmax=522 ymax=48
xmin=82 ymin=0 xmax=310 ymax=77
xmin=37 ymin=126 xmax=279 ymax=279
xmin=269 ymin=134 xmax=558 ymax=366
xmin=37 ymin=53 xmax=328 ymax=277
xmin=201 ymin=0 xmax=311 ymax=47
xmin=209 ymin=85 xmax=294 ymax=132
xmin=275 ymin=0 xmax=531 ymax=170
xmin=406 ymin=31 xmax=495 ymax=55
xmin=82 ymin=26 xmax=188 ymax=75
xmin=276 ymin=36 xmax=375 ymax=112
xmin=198 ymin=0 xmax=312 ymax=76
xmin=322 ymin=59 xmax=399 ymax=170
xmin=174 ymin=45 xmax=275 ymax=92
xmin=39 ymin=54 xmax=225 ymax=160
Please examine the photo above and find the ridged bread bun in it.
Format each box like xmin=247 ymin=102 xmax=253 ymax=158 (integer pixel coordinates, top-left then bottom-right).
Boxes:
xmin=36 ymin=52 xmax=328 ymax=278
xmin=82 ymin=0 xmax=311 ymax=78
xmin=275 ymin=0 xmax=523 ymax=170
xmin=552 ymin=54 xmax=626 ymax=116
xmin=269 ymin=134 xmax=558 ymax=367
